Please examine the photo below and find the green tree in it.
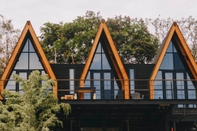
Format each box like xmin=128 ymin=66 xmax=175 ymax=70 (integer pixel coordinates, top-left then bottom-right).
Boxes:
xmin=147 ymin=16 xmax=197 ymax=60
xmin=40 ymin=11 xmax=159 ymax=64
xmin=107 ymin=16 xmax=159 ymax=63
xmin=40 ymin=11 xmax=101 ymax=64
xmin=0 ymin=70 xmax=71 ymax=130
xmin=0 ymin=15 xmax=20 ymax=76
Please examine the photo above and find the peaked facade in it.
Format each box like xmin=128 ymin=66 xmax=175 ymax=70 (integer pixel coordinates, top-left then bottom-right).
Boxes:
xmin=150 ymin=22 xmax=197 ymax=99
xmin=79 ymin=19 xmax=129 ymax=99
xmin=1 ymin=20 xmax=197 ymax=130
xmin=0 ymin=21 xmax=57 ymax=96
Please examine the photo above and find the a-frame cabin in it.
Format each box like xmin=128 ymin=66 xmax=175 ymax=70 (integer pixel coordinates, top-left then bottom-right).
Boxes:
xmin=0 ymin=21 xmax=57 ymax=97
xmin=80 ymin=19 xmax=129 ymax=99
xmin=150 ymin=22 xmax=197 ymax=99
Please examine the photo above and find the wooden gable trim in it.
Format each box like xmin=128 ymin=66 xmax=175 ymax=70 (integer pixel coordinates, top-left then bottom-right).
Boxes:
xmin=79 ymin=21 xmax=104 ymax=87
xmin=174 ymin=26 xmax=197 ymax=79
xmin=103 ymin=22 xmax=129 ymax=99
xmin=80 ymin=19 xmax=129 ymax=99
xmin=0 ymin=21 xmax=57 ymax=97
xmin=150 ymin=22 xmax=197 ymax=99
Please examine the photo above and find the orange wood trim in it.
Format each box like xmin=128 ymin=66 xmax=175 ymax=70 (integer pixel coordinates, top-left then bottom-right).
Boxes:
xmin=80 ymin=20 xmax=129 ymax=99
xmin=80 ymin=22 xmax=104 ymax=87
xmin=1 ymin=23 xmax=29 ymax=82
xmin=150 ymin=25 xmax=175 ymax=81
xmin=149 ymin=25 xmax=175 ymax=98
xmin=103 ymin=23 xmax=129 ymax=99
xmin=174 ymin=27 xmax=197 ymax=80
xmin=0 ymin=22 xmax=30 ymax=93
xmin=150 ymin=80 xmax=154 ymax=99
xmin=27 ymin=22 xmax=58 ymax=96
xmin=104 ymin=39 xmax=124 ymax=86
xmin=150 ymin=22 xmax=197 ymax=99
xmin=0 ymin=80 xmax=3 ymax=99
xmin=0 ymin=21 xmax=58 ymax=97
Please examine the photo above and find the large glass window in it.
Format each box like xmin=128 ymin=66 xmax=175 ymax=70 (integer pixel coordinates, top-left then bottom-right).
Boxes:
xmin=69 ymin=69 xmax=74 ymax=94
xmin=154 ymin=41 xmax=196 ymax=104
xmin=5 ymin=38 xmax=45 ymax=92
xmin=154 ymin=71 xmax=163 ymax=99
xmin=84 ymin=42 xmax=119 ymax=99
xmin=130 ymin=69 xmax=135 ymax=94
xmin=90 ymin=43 xmax=110 ymax=70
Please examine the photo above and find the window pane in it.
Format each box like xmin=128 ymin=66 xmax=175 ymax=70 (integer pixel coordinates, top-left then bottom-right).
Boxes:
xmin=154 ymin=90 xmax=163 ymax=99
xmin=154 ymin=71 xmax=163 ymax=99
xmin=187 ymin=74 xmax=196 ymax=99
xmin=102 ymin=54 xmax=110 ymax=69
xmin=176 ymin=73 xmax=185 ymax=99
xmin=165 ymin=73 xmax=173 ymax=99
xmin=84 ymin=72 xmax=90 ymax=87
xmin=15 ymin=53 xmax=28 ymax=69
xmin=114 ymin=78 xmax=119 ymax=99
xmin=90 ymin=54 xmax=101 ymax=69
xmin=130 ymin=69 xmax=135 ymax=93
xmin=94 ymin=73 xmax=100 ymax=99
xmin=69 ymin=69 xmax=74 ymax=94
xmin=174 ymin=54 xmax=184 ymax=69
xmin=104 ymin=73 xmax=111 ymax=90
xmin=29 ymin=53 xmax=43 ymax=69
xmin=23 ymin=39 xmax=28 ymax=52
xmin=29 ymin=39 xmax=35 ymax=52
xmin=96 ymin=43 xmax=101 ymax=53
xmin=160 ymin=54 xmax=173 ymax=69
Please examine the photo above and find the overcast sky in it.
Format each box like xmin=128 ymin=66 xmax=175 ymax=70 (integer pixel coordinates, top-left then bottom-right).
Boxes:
xmin=0 ymin=0 xmax=197 ymax=35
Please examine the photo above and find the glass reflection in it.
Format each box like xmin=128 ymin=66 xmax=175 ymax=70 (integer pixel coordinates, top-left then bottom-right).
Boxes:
xmin=90 ymin=54 xmax=101 ymax=69
xmin=104 ymin=73 xmax=111 ymax=90
xmin=176 ymin=73 xmax=185 ymax=99
xmin=15 ymin=53 xmax=28 ymax=69
xmin=165 ymin=73 xmax=173 ymax=99
xmin=102 ymin=54 xmax=110 ymax=69
xmin=160 ymin=54 xmax=173 ymax=69
xmin=94 ymin=73 xmax=101 ymax=99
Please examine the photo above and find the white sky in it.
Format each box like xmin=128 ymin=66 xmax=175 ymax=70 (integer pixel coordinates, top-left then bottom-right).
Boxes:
xmin=0 ymin=0 xmax=197 ymax=35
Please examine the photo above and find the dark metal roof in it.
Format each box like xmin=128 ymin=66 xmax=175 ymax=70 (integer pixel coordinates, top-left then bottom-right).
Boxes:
xmin=50 ymin=64 xmax=84 ymax=79
xmin=51 ymin=63 xmax=155 ymax=80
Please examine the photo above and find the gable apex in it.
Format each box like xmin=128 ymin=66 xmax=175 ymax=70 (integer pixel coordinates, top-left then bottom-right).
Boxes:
xmin=0 ymin=21 xmax=57 ymax=96
xmin=80 ymin=20 xmax=129 ymax=99
xmin=150 ymin=22 xmax=197 ymax=99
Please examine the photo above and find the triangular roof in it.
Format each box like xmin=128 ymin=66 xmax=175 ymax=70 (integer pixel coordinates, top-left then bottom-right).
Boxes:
xmin=80 ymin=19 xmax=129 ymax=99
xmin=0 ymin=21 xmax=57 ymax=96
xmin=150 ymin=22 xmax=197 ymax=99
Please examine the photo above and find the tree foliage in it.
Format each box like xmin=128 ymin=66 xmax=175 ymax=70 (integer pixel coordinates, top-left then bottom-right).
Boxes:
xmin=40 ymin=11 xmax=159 ymax=64
xmin=106 ymin=16 xmax=159 ymax=63
xmin=146 ymin=16 xmax=197 ymax=60
xmin=40 ymin=11 xmax=101 ymax=64
xmin=0 ymin=70 xmax=71 ymax=130
xmin=0 ymin=15 xmax=20 ymax=76
xmin=40 ymin=12 xmax=197 ymax=63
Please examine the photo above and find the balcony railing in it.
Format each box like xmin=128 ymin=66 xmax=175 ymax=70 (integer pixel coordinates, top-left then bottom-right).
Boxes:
xmin=2 ymin=79 xmax=197 ymax=101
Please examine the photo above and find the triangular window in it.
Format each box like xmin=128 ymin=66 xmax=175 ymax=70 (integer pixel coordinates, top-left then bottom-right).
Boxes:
xmin=160 ymin=41 xmax=184 ymax=70
xmin=84 ymin=42 xmax=119 ymax=99
xmin=5 ymin=38 xmax=45 ymax=92
xmin=154 ymin=41 xmax=196 ymax=105
xmin=15 ymin=39 xmax=43 ymax=69
xmin=90 ymin=43 xmax=110 ymax=70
